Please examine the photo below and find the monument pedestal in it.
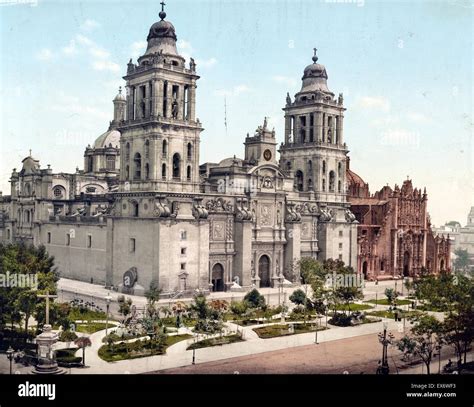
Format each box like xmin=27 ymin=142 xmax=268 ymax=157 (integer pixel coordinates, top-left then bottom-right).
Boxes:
xmin=32 ymin=325 xmax=65 ymax=375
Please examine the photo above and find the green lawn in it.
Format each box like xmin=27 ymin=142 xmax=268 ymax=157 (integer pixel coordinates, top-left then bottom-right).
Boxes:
xmin=186 ymin=334 xmax=244 ymax=350
xmin=366 ymin=299 xmax=412 ymax=306
xmin=98 ymin=334 xmax=191 ymax=362
xmin=75 ymin=322 xmax=109 ymax=334
xmin=253 ymin=323 xmax=327 ymax=339
xmin=334 ymin=303 xmax=374 ymax=311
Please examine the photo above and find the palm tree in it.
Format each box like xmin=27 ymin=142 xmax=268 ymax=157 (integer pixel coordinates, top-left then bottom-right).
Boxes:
xmin=74 ymin=336 xmax=92 ymax=367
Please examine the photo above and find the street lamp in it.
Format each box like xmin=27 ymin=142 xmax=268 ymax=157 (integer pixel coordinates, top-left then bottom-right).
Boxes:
xmin=192 ymin=334 xmax=198 ymax=365
xmin=377 ymin=322 xmax=394 ymax=375
xmin=6 ymin=346 xmax=14 ymax=375
xmin=104 ymin=293 xmax=112 ymax=337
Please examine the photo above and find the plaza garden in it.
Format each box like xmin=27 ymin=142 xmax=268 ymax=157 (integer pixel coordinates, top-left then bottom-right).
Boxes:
xmin=0 ymin=242 xmax=473 ymax=373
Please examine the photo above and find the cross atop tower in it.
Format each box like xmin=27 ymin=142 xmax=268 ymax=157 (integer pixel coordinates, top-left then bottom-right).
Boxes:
xmin=312 ymin=47 xmax=318 ymax=63
xmin=159 ymin=1 xmax=167 ymax=20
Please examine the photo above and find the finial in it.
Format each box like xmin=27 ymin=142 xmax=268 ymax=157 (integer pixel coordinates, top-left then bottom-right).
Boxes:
xmin=312 ymin=47 xmax=318 ymax=63
xmin=118 ymin=86 xmax=122 ymax=95
xmin=159 ymin=1 xmax=167 ymax=20
xmin=29 ymin=149 xmax=32 ymax=157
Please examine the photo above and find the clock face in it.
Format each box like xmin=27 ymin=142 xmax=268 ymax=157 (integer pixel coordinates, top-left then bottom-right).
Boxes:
xmin=263 ymin=149 xmax=272 ymax=161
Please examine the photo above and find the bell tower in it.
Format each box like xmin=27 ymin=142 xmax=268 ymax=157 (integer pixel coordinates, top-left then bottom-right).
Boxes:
xmin=119 ymin=3 xmax=202 ymax=193
xmin=279 ymin=48 xmax=347 ymax=203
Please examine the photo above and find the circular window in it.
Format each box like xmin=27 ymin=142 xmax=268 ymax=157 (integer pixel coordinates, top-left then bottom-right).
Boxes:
xmin=263 ymin=149 xmax=272 ymax=161
xmin=53 ymin=187 xmax=63 ymax=198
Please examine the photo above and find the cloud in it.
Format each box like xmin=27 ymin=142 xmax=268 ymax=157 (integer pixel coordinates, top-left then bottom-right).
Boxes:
xmin=130 ymin=40 xmax=147 ymax=59
xmin=177 ymin=39 xmax=193 ymax=52
xmin=80 ymin=19 xmax=100 ymax=32
xmin=69 ymin=34 xmax=119 ymax=72
xmin=52 ymin=92 xmax=109 ymax=120
xmin=62 ymin=40 xmax=77 ymax=56
xmin=271 ymin=75 xmax=297 ymax=87
xmin=92 ymin=60 xmax=120 ymax=73
xmin=214 ymin=85 xmax=251 ymax=97
xmin=36 ymin=48 xmax=53 ymax=61
xmin=406 ymin=112 xmax=430 ymax=123
xmin=196 ymin=57 xmax=217 ymax=68
xmin=355 ymin=96 xmax=390 ymax=112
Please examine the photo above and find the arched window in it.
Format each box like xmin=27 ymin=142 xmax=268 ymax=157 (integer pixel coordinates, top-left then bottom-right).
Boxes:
xmin=329 ymin=171 xmax=335 ymax=192
xmin=187 ymin=143 xmax=193 ymax=160
xmin=87 ymin=156 xmax=93 ymax=172
xmin=338 ymin=162 xmax=342 ymax=177
xmin=106 ymin=155 xmax=115 ymax=171
xmin=172 ymin=153 xmax=181 ymax=179
xmin=322 ymin=160 xmax=326 ymax=175
xmin=322 ymin=178 xmax=326 ymax=191
xmin=125 ymin=165 xmax=130 ymax=180
xmin=145 ymin=163 xmax=150 ymax=180
xmin=162 ymin=163 xmax=167 ymax=179
xmin=134 ymin=153 xmax=142 ymax=180
xmin=338 ymin=180 xmax=342 ymax=193
xmin=295 ymin=170 xmax=304 ymax=192
xmin=125 ymin=143 xmax=130 ymax=160
xmin=186 ymin=165 xmax=191 ymax=181
xmin=162 ymin=140 xmax=168 ymax=157
xmin=145 ymin=139 xmax=150 ymax=159
xmin=308 ymin=178 xmax=313 ymax=190
xmin=308 ymin=160 xmax=313 ymax=172
xmin=286 ymin=161 xmax=292 ymax=171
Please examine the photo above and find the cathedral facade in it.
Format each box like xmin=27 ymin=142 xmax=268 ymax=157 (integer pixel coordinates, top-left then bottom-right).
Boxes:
xmin=0 ymin=8 xmax=446 ymax=296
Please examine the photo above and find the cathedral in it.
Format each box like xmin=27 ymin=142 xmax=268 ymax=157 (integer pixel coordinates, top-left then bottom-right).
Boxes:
xmin=0 ymin=7 xmax=448 ymax=296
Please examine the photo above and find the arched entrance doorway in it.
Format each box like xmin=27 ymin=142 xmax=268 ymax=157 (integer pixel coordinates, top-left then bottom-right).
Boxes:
xmin=362 ymin=261 xmax=368 ymax=280
xmin=440 ymin=259 xmax=445 ymax=271
xmin=403 ymin=251 xmax=410 ymax=277
xmin=258 ymin=255 xmax=271 ymax=287
xmin=211 ymin=263 xmax=224 ymax=292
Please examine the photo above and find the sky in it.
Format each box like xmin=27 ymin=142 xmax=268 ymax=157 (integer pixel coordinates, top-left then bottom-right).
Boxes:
xmin=0 ymin=0 xmax=472 ymax=226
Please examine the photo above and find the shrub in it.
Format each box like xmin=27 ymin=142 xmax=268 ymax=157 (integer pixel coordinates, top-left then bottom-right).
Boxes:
xmin=289 ymin=289 xmax=307 ymax=306
xmin=59 ymin=330 xmax=78 ymax=342
xmin=328 ymin=313 xmax=352 ymax=327
xmin=230 ymin=301 xmax=248 ymax=317
xmin=244 ymin=289 xmax=266 ymax=309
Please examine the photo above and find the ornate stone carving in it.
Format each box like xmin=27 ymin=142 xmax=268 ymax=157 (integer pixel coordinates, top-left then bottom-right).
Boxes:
xmin=213 ymin=221 xmax=225 ymax=241
xmin=235 ymin=198 xmax=252 ymax=221
xmin=319 ymin=208 xmax=333 ymax=222
xmin=261 ymin=176 xmax=274 ymax=189
xmin=285 ymin=202 xmax=302 ymax=222
xmin=154 ymin=199 xmax=171 ymax=218
xmin=295 ymin=202 xmax=318 ymax=215
xmin=260 ymin=204 xmax=273 ymax=226
xmin=192 ymin=204 xmax=208 ymax=219
xmin=205 ymin=197 xmax=233 ymax=213
xmin=345 ymin=209 xmax=356 ymax=223
xmin=226 ymin=217 xmax=233 ymax=240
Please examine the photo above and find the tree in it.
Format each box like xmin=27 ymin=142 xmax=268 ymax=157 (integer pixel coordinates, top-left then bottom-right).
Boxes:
xmin=243 ymin=289 xmax=265 ymax=309
xmin=117 ymin=296 xmax=133 ymax=324
xmin=397 ymin=315 xmax=444 ymax=374
xmin=74 ymin=336 xmax=92 ymax=367
xmin=190 ymin=294 xmax=209 ymax=320
xmin=289 ymin=289 xmax=307 ymax=306
xmin=384 ymin=288 xmax=398 ymax=306
xmin=230 ymin=301 xmax=248 ymax=317
xmin=454 ymin=248 xmax=470 ymax=273
xmin=14 ymin=290 xmax=36 ymax=338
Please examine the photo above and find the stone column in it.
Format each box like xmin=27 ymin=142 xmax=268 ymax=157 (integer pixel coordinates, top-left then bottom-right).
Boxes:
xmin=188 ymin=84 xmax=196 ymax=122
xmin=153 ymin=80 xmax=162 ymax=118
xmin=315 ymin=111 xmax=323 ymax=142
xmin=305 ymin=114 xmax=311 ymax=144
xmin=166 ymin=82 xmax=173 ymax=119
xmin=284 ymin=115 xmax=291 ymax=144
xmin=177 ymin=85 xmax=184 ymax=120
xmin=338 ymin=115 xmax=344 ymax=145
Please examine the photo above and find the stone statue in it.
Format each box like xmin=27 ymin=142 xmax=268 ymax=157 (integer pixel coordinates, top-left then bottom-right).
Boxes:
xmin=338 ymin=92 xmax=344 ymax=105
xmin=172 ymin=99 xmax=179 ymax=119
xmin=189 ymin=57 xmax=196 ymax=71
xmin=286 ymin=92 xmax=291 ymax=106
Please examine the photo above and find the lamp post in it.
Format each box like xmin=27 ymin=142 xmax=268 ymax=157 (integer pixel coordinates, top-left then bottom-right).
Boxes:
xmin=6 ymin=346 xmax=14 ymax=375
xmin=192 ymin=335 xmax=197 ymax=365
xmin=377 ymin=322 xmax=394 ymax=375
xmin=104 ymin=293 xmax=112 ymax=338
xmin=436 ymin=345 xmax=442 ymax=374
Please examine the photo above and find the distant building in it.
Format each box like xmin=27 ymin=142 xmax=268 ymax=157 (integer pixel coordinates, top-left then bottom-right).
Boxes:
xmin=346 ymin=161 xmax=450 ymax=280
